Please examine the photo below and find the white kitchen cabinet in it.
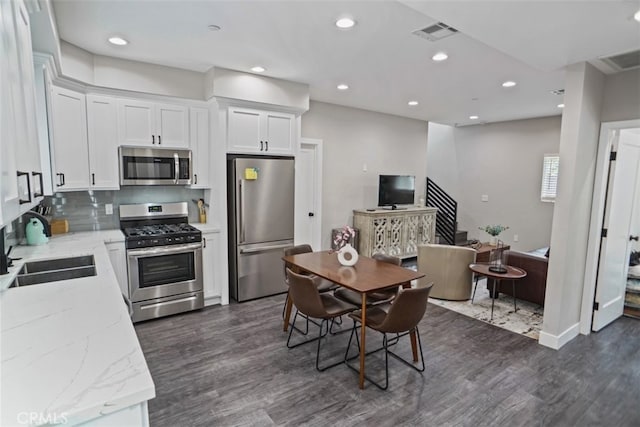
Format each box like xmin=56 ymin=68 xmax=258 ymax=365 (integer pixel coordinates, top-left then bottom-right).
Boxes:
xmin=117 ymin=99 xmax=189 ymax=148
xmin=202 ymin=231 xmax=222 ymax=302
xmin=49 ymin=86 xmax=90 ymax=191
xmin=189 ymin=107 xmax=210 ymax=188
xmin=106 ymin=241 xmax=128 ymax=298
xmin=227 ymin=107 xmax=294 ymax=155
xmin=0 ymin=0 xmax=43 ymax=226
xmin=353 ymin=207 xmax=437 ymax=259
xmin=87 ymin=95 xmax=120 ymax=189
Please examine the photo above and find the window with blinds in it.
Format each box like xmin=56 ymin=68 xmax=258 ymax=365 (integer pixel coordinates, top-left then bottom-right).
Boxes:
xmin=541 ymin=154 xmax=560 ymax=202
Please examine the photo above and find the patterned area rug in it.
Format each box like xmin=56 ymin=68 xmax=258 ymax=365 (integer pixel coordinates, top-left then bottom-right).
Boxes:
xmin=427 ymin=278 xmax=543 ymax=340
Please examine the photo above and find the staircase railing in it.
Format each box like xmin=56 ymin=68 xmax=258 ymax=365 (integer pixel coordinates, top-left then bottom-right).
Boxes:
xmin=426 ymin=177 xmax=457 ymax=245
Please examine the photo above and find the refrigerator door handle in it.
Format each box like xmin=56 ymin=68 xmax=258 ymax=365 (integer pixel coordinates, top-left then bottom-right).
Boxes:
xmin=240 ymin=243 xmax=292 ymax=254
xmin=238 ymin=178 xmax=246 ymax=244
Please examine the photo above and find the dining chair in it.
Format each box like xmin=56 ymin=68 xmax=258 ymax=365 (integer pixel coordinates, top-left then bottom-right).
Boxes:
xmin=286 ymin=268 xmax=357 ymax=371
xmin=334 ymin=253 xmax=403 ymax=307
xmin=344 ymin=282 xmax=433 ymax=390
xmin=282 ymin=244 xmax=337 ymax=333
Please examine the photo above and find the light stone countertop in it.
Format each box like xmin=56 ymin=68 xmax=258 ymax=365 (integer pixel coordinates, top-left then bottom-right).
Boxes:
xmin=0 ymin=230 xmax=155 ymax=426
xmin=190 ymin=222 xmax=221 ymax=233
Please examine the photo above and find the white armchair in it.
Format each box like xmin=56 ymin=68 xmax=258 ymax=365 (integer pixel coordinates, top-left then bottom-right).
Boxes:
xmin=417 ymin=244 xmax=477 ymax=300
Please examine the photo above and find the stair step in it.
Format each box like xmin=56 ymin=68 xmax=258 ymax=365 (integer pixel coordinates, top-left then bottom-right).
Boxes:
xmin=455 ymin=230 xmax=468 ymax=245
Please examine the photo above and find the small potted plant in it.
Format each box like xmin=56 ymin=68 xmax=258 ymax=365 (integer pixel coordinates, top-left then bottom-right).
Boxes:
xmin=479 ymin=224 xmax=509 ymax=246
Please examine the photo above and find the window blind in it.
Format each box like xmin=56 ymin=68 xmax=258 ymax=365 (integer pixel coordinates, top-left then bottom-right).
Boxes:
xmin=541 ymin=154 xmax=559 ymax=202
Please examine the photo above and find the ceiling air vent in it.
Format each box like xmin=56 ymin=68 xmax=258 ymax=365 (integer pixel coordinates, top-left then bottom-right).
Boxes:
xmin=601 ymin=49 xmax=640 ymax=72
xmin=413 ymin=22 xmax=458 ymax=42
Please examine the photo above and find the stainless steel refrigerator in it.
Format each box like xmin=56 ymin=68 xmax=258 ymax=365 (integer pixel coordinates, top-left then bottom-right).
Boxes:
xmin=227 ymin=155 xmax=295 ymax=301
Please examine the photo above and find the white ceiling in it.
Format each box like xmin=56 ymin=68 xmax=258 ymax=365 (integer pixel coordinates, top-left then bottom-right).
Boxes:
xmin=50 ymin=0 xmax=640 ymax=126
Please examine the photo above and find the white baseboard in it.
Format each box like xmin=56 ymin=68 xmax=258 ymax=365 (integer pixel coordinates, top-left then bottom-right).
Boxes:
xmin=204 ymin=296 xmax=221 ymax=307
xmin=538 ymin=322 xmax=580 ymax=349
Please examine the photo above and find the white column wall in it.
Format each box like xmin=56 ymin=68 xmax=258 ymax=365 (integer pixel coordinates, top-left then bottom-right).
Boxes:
xmin=540 ymin=62 xmax=605 ymax=349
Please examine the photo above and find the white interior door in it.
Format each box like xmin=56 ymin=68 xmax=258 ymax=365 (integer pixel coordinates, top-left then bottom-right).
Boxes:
xmin=295 ymin=138 xmax=322 ymax=250
xmin=593 ymin=129 xmax=640 ymax=331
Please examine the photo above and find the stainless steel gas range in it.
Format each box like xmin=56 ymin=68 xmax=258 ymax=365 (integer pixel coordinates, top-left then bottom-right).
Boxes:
xmin=120 ymin=202 xmax=204 ymax=322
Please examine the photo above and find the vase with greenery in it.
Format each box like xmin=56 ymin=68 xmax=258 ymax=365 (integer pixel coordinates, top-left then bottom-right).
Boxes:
xmin=479 ymin=224 xmax=509 ymax=245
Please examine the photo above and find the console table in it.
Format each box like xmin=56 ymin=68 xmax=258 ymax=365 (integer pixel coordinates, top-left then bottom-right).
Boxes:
xmin=353 ymin=207 xmax=437 ymax=259
xmin=472 ymin=242 xmax=511 ymax=263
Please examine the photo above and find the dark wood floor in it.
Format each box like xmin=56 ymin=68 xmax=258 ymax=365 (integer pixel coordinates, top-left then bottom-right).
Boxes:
xmin=135 ymin=294 xmax=640 ymax=427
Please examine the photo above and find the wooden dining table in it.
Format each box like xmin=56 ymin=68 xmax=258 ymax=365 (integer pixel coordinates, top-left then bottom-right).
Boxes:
xmin=281 ymin=250 xmax=425 ymax=389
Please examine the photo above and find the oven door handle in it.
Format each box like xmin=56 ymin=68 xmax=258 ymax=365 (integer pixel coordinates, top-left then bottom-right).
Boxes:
xmin=127 ymin=242 xmax=203 ymax=257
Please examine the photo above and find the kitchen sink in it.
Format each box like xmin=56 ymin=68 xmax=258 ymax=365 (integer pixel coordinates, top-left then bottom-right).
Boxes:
xmin=10 ymin=255 xmax=96 ymax=287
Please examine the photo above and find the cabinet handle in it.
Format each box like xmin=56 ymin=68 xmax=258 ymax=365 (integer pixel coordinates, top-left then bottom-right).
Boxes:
xmin=203 ymin=237 xmax=206 ymax=248
xmin=92 ymin=173 xmax=95 ymax=186
xmin=158 ymin=135 xmax=161 ymax=145
xmin=152 ymin=135 xmax=155 ymax=144
xmin=55 ymin=173 xmax=64 ymax=187
xmin=265 ymin=141 xmax=268 ymax=151
xmin=17 ymin=171 xmax=31 ymax=204
xmin=260 ymin=141 xmax=264 ymax=151
xmin=61 ymin=173 xmax=65 ymax=186
xmin=32 ymin=172 xmax=43 ymax=197
xmin=194 ymin=174 xmax=198 ymax=185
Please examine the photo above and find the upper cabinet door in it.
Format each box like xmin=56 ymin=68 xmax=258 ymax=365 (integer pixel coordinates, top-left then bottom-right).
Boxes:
xmin=263 ymin=111 xmax=294 ymax=155
xmin=156 ymin=103 xmax=189 ymax=148
xmin=49 ymin=87 xmax=90 ymax=191
xmin=87 ymin=95 xmax=120 ymax=190
xmin=189 ymin=107 xmax=210 ymax=188
xmin=227 ymin=107 xmax=295 ymax=155
xmin=117 ymin=99 xmax=155 ymax=146
xmin=227 ymin=107 xmax=263 ymax=153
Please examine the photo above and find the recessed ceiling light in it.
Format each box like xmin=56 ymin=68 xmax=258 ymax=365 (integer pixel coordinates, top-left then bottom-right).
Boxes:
xmin=432 ymin=52 xmax=448 ymax=62
xmin=337 ymin=84 xmax=349 ymax=90
xmin=251 ymin=66 xmax=266 ymax=73
xmin=408 ymin=101 xmax=419 ymax=106
xmin=634 ymin=10 xmax=640 ymax=22
xmin=335 ymin=17 xmax=356 ymax=29
xmin=469 ymin=115 xmax=479 ymax=120
xmin=208 ymin=24 xmax=221 ymax=31
xmin=502 ymin=81 xmax=517 ymax=88
xmin=108 ymin=36 xmax=128 ymax=46
xmin=557 ymin=103 xmax=565 ymax=108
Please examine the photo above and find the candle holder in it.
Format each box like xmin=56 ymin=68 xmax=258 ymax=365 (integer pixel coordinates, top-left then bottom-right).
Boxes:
xmin=488 ymin=240 xmax=508 ymax=273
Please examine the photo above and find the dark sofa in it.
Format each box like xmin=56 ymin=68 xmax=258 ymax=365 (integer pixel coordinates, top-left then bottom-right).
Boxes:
xmin=491 ymin=250 xmax=548 ymax=306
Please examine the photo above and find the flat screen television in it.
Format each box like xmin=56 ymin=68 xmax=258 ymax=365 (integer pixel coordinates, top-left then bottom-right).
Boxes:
xmin=378 ymin=175 xmax=415 ymax=207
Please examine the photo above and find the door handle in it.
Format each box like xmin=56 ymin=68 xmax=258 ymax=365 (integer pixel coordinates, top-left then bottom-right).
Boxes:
xmin=32 ymin=171 xmax=43 ymax=197
xmin=631 ymin=235 xmax=639 ymax=242
xmin=240 ymin=243 xmax=293 ymax=254
xmin=174 ymin=153 xmax=180 ymax=184
xmin=308 ymin=212 xmax=314 ymax=217
xmin=17 ymin=171 xmax=31 ymax=204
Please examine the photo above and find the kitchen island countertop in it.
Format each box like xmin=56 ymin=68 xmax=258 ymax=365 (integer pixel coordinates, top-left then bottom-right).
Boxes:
xmin=0 ymin=230 xmax=154 ymax=426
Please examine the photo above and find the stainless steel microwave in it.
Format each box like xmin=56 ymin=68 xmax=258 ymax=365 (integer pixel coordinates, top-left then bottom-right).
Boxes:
xmin=119 ymin=146 xmax=192 ymax=186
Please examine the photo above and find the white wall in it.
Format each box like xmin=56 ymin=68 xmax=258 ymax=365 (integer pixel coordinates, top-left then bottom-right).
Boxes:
xmin=60 ymin=41 xmax=205 ymax=99
xmin=301 ymin=101 xmax=428 ymax=249
xmin=425 ymin=122 xmax=460 ymax=201
xmin=426 ymin=117 xmax=561 ymax=251
xmin=540 ymin=62 xmax=605 ymax=349
xmin=601 ymin=69 xmax=640 ymax=123
xmin=209 ymin=67 xmax=309 ymax=111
